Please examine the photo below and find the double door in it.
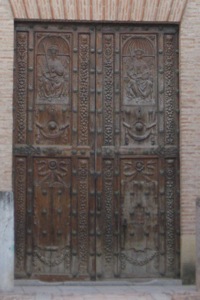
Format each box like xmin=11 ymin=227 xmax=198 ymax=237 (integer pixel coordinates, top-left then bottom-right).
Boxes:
xmin=14 ymin=23 xmax=179 ymax=280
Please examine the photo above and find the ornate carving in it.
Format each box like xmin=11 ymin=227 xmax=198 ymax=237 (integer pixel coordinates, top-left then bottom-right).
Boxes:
xmin=35 ymin=119 xmax=69 ymax=143
xmin=103 ymin=160 xmax=114 ymax=263
xmin=122 ymin=37 xmax=156 ymax=105
xmin=35 ymin=159 xmax=70 ymax=188
xmin=36 ymin=36 xmax=70 ymax=103
xmin=120 ymin=248 xmax=158 ymax=269
xmin=121 ymin=158 xmax=159 ymax=272
xmin=123 ymin=159 xmax=156 ymax=182
xmin=78 ymin=160 xmax=89 ymax=271
xmin=164 ymin=35 xmax=176 ymax=145
xmin=15 ymin=158 xmax=26 ymax=272
xmin=34 ymin=104 xmax=70 ymax=146
xmin=15 ymin=32 xmax=28 ymax=144
xmin=79 ymin=35 xmax=89 ymax=145
xmin=166 ymin=159 xmax=176 ymax=272
xmin=103 ymin=35 xmax=114 ymax=145
xmin=34 ymin=245 xmax=70 ymax=267
xmin=123 ymin=107 xmax=156 ymax=145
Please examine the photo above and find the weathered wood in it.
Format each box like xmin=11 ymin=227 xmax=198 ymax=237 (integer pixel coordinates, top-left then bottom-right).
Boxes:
xmin=13 ymin=22 xmax=179 ymax=280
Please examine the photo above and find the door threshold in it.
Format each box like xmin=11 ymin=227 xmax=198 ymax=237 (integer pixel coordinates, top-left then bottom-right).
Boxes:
xmin=14 ymin=278 xmax=182 ymax=286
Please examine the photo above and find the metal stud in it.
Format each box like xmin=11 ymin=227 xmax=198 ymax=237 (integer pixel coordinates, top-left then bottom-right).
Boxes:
xmin=159 ymin=68 xmax=164 ymax=74
xmin=28 ymin=188 xmax=33 ymax=194
xmin=72 ymin=169 xmax=77 ymax=175
xmin=57 ymin=208 xmax=62 ymax=214
xmin=72 ymin=209 xmax=77 ymax=215
xmin=41 ymin=208 xmax=47 ymax=215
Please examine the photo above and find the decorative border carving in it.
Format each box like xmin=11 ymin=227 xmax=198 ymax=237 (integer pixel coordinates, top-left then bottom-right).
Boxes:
xmin=103 ymin=35 xmax=114 ymax=145
xmin=15 ymin=157 xmax=26 ymax=273
xmin=166 ymin=159 xmax=176 ymax=272
xmin=79 ymin=35 xmax=89 ymax=145
xmin=15 ymin=32 xmax=28 ymax=144
xmin=78 ymin=160 xmax=89 ymax=271
xmin=103 ymin=160 xmax=114 ymax=263
xmin=164 ymin=35 xmax=176 ymax=145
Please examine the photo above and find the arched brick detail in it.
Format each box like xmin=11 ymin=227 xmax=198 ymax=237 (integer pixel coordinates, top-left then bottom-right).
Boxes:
xmin=9 ymin=0 xmax=188 ymax=22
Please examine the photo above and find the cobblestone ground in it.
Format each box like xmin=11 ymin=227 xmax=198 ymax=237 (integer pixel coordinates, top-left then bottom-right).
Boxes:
xmin=0 ymin=280 xmax=197 ymax=300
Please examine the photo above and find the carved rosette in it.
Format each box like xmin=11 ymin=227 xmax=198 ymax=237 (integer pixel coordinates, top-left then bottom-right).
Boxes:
xmin=35 ymin=159 xmax=70 ymax=188
xmin=79 ymin=35 xmax=89 ymax=145
xmin=164 ymin=35 xmax=176 ymax=145
xmin=78 ymin=160 xmax=89 ymax=272
xmin=166 ymin=159 xmax=176 ymax=272
xmin=15 ymin=158 xmax=26 ymax=273
xmin=15 ymin=32 xmax=28 ymax=144
xmin=103 ymin=35 xmax=114 ymax=146
xmin=103 ymin=160 xmax=114 ymax=265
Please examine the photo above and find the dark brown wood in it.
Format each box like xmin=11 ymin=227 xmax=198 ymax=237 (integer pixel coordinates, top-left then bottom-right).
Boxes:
xmin=13 ymin=22 xmax=179 ymax=280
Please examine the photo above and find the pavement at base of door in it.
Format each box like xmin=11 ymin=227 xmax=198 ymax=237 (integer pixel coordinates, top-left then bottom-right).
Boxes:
xmin=0 ymin=279 xmax=198 ymax=300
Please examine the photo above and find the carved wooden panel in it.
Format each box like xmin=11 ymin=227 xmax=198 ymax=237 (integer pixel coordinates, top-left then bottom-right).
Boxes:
xmin=14 ymin=23 xmax=179 ymax=280
xmin=33 ymin=158 xmax=71 ymax=274
xmin=120 ymin=158 xmax=160 ymax=276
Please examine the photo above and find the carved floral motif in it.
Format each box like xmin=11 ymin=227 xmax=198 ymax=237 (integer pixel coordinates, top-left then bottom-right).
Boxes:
xmin=35 ymin=159 xmax=70 ymax=188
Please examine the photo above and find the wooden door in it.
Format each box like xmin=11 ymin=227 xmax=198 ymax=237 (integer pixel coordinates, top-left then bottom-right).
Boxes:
xmin=14 ymin=23 xmax=179 ymax=280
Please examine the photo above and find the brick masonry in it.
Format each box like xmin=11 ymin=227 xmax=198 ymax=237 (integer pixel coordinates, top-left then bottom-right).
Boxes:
xmin=0 ymin=0 xmax=199 ymax=283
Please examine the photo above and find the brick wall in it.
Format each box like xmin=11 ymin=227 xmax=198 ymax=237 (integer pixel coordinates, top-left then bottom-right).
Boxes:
xmin=0 ymin=0 xmax=13 ymax=191
xmin=0 ymin=0 xmax=199 ymax=282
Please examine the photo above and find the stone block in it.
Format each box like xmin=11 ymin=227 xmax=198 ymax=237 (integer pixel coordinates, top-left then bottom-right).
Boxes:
xmin=0 ymin=192 xmax=14 ymax=292
xmin=172 ymin=292 xmax=200 ymax=300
